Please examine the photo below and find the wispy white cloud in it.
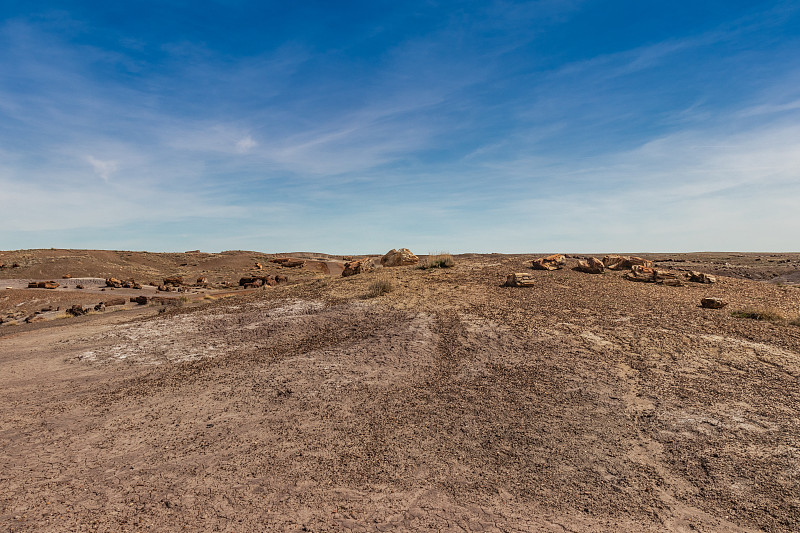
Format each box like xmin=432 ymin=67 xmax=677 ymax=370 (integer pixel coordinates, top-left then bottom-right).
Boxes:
xmin=86 ymin=155 xmax=117 ymax=182
xmin=235 ymin=135 xmax=257 ymax=153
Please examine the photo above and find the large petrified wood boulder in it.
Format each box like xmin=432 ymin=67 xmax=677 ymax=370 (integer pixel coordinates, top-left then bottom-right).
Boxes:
xmin=574 ymin=257 xmax=604 ymax=274
xmin=27 ymin=281 xmax=59 ymax=289
xmin=381 ymin=248 xmax=419 ymax=267
xmin=625 ymin=265 xmax=654 ymax=282
xmin=504 ymin=273 xmax=535 ymax=287
xmin=531 ymin=254 xmax=566 ymax=271
xmin=163 ymin=276 xmax=184 ymax=286
xmin=342 ymin=259 xmax=374 ymax=277
xmin=602 ymin=255 xmax=653 ymax=270
xmin=625 ymin=265 xmax=682 ymax=285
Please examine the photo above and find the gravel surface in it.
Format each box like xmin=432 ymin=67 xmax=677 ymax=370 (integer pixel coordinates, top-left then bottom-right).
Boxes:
xmin=1 ymin=252 xmax=799 ymax=531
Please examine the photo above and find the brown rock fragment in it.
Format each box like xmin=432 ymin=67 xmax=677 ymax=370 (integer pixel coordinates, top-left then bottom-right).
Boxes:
xmin=701 ymin=297 xmax=727 ymax=309
xmin=504 ymin=273 xmax=535 ymax=287
xmin=687 ymin=271 xmax=716 ymax=284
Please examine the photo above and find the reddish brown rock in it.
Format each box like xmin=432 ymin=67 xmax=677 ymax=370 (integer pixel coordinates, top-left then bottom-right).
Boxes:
xmin=275 ymin=274 xmax=288 ymax=283
xmin=531 ymin=254 xmax=566 ymax=271
xmin=196 ymin=277 xmax=208 ymax=286
xmin=504 ymin=273 xmax=535 ymax=287
xmin=104 ymin=298 xmax=126 ymax=307
xmin=574 ymin=257 xmax=604 ymax=274
xmin=381 ymin=249 xmax=419 ymax=267
xmin=106 ymin=278 xmax=122 ymax=288
xmin=62 ymin=274 xmax=72 ymax=279
xmin=130 ymin=296 xmax=148 ymax=305
xmin=342 ymin=259 xmax=374 ymax=277
xmin=163 ymin=276 xmax=183 ymax=286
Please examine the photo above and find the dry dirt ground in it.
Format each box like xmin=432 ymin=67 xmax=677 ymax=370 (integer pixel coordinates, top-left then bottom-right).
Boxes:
xmin=1 ymin=251 xmax=799 ymax=532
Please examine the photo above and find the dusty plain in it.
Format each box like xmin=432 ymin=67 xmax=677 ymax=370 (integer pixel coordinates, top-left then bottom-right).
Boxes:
xmin=1 ymin=249 xmax=799 ymax=532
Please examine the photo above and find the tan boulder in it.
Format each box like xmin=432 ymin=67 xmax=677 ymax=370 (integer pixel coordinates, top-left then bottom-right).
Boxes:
xmin=531 ymin=254 xmax=566 ymax=271
xmin=342 ymin=259 xmax=374 ymax=277
xmin=381 ymin=248 xmax=419 ymax=267
xmin=687 ymin=271 xmax=716 ymax=284
xmin=574 ymin=257 xmax=604 ymax=274
xmin=504 ymin=273 xmax=535 ymax=287
xmin=105 ymin=278 xmax=122 ymax=288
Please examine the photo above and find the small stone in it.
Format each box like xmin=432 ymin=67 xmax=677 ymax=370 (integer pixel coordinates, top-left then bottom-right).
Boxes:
xmin=701 ymin=297 xmax=727 ymax=309
xmin=504 ymin=273 xmax=535 ymax=287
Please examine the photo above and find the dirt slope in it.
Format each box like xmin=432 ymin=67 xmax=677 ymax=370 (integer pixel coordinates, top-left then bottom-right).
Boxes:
xmin=1 ymin=252 xmax=799 ymax=532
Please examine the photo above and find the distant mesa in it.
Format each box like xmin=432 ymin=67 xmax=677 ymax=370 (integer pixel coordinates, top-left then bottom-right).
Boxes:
xmin=271 ymin=258 xmax=305 ymax=268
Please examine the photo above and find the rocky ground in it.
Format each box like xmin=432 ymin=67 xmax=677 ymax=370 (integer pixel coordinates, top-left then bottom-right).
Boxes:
xmin=1 ymin=250 xmax=799 ymax=532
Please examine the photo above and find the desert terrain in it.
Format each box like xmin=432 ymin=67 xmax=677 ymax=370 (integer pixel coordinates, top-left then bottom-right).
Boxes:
xmin=1 ymin=249 xmax=799 ymax=532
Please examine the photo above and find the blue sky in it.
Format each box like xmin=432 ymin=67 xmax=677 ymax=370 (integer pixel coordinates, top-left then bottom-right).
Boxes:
xmin=1 ymin=1 xmax=799 ymax=253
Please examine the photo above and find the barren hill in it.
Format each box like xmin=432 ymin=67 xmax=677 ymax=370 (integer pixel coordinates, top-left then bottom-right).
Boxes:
xmin=1 ymin=250 xmax=799 ymax=532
